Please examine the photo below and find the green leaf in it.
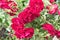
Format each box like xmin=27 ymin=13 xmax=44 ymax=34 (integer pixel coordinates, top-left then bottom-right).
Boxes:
xmin=0 ymin=18 xmax=2 ymax=23
xmin=5 ymin=21 xmax=9 ymax=26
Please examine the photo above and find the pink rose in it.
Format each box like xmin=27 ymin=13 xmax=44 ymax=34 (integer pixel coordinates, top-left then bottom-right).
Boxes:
xmin=46 ymin=4 xmax=58 ymax=14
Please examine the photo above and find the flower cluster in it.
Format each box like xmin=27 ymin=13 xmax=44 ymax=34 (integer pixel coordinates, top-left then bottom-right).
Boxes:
xmin=46 ymin=4 xmax=58 ymax=14
xmin=11 ymin=19 xmax=34 ymax=38
xmin=46 ymin=0 xmax=60 ymax=15
xmin=11 ymin=0 xmax=44 ymax=39
xmin=42 ymin=23 xmax=60 ymax=38
xmin=0 ymin=0 xmax=18 ymax=16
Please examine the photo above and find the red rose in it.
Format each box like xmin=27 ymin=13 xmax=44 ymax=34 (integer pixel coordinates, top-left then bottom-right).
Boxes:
xmin=0 ymin=0 xmax=18 ymax=16
xmin=11 ymin=24 xmax=24 ymax=31
xmin=15 ymin=29 xmax=25 ymax=39
xmin=42 ymin=23 xmax=55 ymax=31
xmin=0 ymin=0 xmax=8 ymax=2
xmin=42 ymin=23 xmax=56 ymax=36
xmin=11 ymin=0 xmax=44 ymax=39
xmin=25 ymin=28 xmax=34 ymax=38
xmin=12 ymin=18 xmax=20 ymax=24
xmin=29 ymin=0 xmax=44 ymax=12
xmin=46 ymin=4 xmax=58 ymax=14
xmin=0 ymin=2 xmax=10 ymax=9
xmin=18 ymin=7 xmax=40 ymax=24
xmin=42 ymin=23 xmax=60 ymax=38
xmin=15 ymin=27 xmax=34 ymax=39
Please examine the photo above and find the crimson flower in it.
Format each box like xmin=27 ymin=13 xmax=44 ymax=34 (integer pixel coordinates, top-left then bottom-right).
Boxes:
xmin=29 ymin=0 xmax=44 ymax=12
xmin=0 ymin=0 xmax=18 ymax=16
xmin=18 ymin=7 xmax=40 ymax=24
xmin=46 ymin=4 xmax=58 ymax=14
xmin=42 ymin=23 xmax=56 ymax=36
xmin=42 ymin=23 xmax=55 ymax=31
xmin=12 ymin=17 xmax=20 ymax=24
xmin=15 ymin=27 xmax=34 ymax=39
xmin=42 ymin=23 xmax=60 ymax=38
xmin=11 ymin=0 xmax=44 ymax=39
xmin=11 ymin=24 xmax=24 ymax=31
xmin=25 ymin=28 xmax=34 ymax=38
xmin=15 ymin=29 xmax=25 ymax=39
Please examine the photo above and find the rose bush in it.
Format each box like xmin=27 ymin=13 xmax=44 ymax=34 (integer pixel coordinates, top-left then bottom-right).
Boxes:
xmin=0 ymin=0 xmax=60 ymax=40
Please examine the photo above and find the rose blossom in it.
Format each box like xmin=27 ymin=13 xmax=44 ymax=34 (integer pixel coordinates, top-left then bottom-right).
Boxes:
xmin=46 ymin=4 xmax=58 ymax=14
xmin=42 ymin=23 xmax=60 ymax=38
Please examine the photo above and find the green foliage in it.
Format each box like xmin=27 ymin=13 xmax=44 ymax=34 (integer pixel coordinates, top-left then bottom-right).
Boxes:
xmin=0 ymin=0 xmax=60 ymax=40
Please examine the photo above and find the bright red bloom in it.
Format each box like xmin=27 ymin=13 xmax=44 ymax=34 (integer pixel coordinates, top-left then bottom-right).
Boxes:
xmin=15 ymin=29 xmax=25 ymax=39
xmin=0 ymin=0 xmax=8 ymax=2
xmin=18 ymin=7 xmax=40 ymax=24
xmin=11 ymin=18 xmax=24 ymax=31
xmin=46 ymin=4 xmax=58 ymax=14
xmin=11 ymin=24 xmax=24 ymax=31
xmin=15 ymin=27 xmax=34 ymax=39
xmin=18 ymin=0 xmax=44 ymax=23
xmin=11 ymin=17 xmax=34 ymax=39
xmin=42 ymin=23 xmax=56 ymax=36
xmin=11 ymin=0 xmax=44 ymax=39
xmin=12 ymin=17 xmax=25 ymax=24
xmin=0 ymin=0 xmax=18 ymax=16
xmin=42 ymin=23 xmax=60 ymax=38
xmin=42 ymin=23 xmax=55 ymax=31
xmin=0 ymin=2 xmax=10 ymax=9
xmin=25 ymin=28 xmax=34 ymax=38
xmin=29 ymin=0 xmax=44 ymax=12
xmin=12 ymin=18 xmax=20 ymax=24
